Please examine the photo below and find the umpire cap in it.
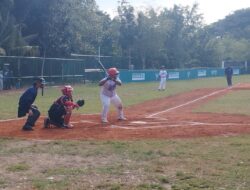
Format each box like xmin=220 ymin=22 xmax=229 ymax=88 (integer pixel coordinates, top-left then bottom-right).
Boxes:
xmin=33 ymin=77 xmax=46 ymax=85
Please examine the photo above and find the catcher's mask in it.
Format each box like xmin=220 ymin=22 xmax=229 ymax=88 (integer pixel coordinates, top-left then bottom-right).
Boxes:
xmin=61 ymin=85 xmax=73 ymax=97
xmin=108 ymin=67 xmax=119 ymax=77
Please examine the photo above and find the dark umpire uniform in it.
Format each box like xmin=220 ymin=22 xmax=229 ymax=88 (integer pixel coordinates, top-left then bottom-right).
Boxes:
xmin=18 ymin=77 xmax=45 ymax=131
xmin=224 ymin=66 xmax=233 ymax=87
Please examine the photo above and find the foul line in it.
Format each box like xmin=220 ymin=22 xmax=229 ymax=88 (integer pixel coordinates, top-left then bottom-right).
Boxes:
xmin=147 ymin=87 xmax=233 ymax=118
xmin=111 ymin=122 xmax=250 ymax=130
xmin=0 ymin=117 xmax=24 ymax=122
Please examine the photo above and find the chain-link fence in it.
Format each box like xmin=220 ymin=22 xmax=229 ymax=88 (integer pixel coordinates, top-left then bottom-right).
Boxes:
xmin=0 ymin=55 xmax=127 ymax=89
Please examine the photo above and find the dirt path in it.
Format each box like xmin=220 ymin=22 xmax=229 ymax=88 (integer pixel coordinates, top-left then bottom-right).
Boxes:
xmin=1 ymin=85 xmax=250 ymax=140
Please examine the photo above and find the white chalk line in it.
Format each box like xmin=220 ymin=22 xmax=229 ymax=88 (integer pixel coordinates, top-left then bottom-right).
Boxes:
xmin=110 ymin=122 xmax=250 ymax=130
xmin=0 ymin=114 xmax=99 ymax=123
xmin=0 ymin=84 xmax=242 ymax=132
xmin=71 ymin=120 xmax=99 ymax=124
xmin=0 ymin=117 xmax=24 ymax=122
xmin=147 ymin=86 xmax=237 ymax=118
xmin=80 ymin=113 xmax=99 ymax=116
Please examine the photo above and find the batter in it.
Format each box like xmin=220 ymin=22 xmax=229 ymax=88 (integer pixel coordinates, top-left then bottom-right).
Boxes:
xmin=99 ymin=68 xmax=126 ymax=123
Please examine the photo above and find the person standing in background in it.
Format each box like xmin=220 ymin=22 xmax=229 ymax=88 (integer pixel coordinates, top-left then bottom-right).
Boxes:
xmin=224 ymin=66 xmax=233 ymax=87
xmin=158 ymin=65 xmax=168 ymax=91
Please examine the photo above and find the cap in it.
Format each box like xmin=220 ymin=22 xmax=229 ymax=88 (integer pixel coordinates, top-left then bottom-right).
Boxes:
xmin=33 ymin=77 xmax=46 ymax=85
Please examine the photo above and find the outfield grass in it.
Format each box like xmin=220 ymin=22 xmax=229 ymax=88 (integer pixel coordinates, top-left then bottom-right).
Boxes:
xmin=1 ymin=75 xmax=248 ymax=120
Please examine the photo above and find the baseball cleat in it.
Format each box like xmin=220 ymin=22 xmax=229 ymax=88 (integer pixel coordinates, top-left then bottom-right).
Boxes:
xmin=60 ymin=123 xmax=74 ymax=129
xmin=118 ymin=117 xmax=127 ymax=121
xmin=22 ymin=125 xmax=33 ymax=131
xmin=43 ymin=118 xmax=50 ymax=128
xmin=101 ymin=119 xmax=109 ymax=124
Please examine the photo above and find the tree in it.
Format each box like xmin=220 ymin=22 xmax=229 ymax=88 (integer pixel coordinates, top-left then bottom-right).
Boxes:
xmin=0 ymin=0 xmax=25 ymax=54
xmin=134 ymin=9 xmax=164 ymax=69
xmin=117 ymin=0 xmax=137 ymax=68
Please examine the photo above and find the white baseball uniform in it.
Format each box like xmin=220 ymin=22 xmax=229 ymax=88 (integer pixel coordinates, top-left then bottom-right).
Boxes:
xmin=158 ymin=69 xmax=168 ymax=90
xmin=100 ymin=77 xmax=125 ymax=122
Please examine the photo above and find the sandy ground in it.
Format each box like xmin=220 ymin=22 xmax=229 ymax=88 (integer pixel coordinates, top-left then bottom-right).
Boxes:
xmin=1 ymin=84 xmax=250 ymax=140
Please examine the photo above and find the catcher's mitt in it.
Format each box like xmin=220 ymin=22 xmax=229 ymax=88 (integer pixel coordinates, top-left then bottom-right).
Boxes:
xmin=76 ymin=99 xmax=85 ymax=107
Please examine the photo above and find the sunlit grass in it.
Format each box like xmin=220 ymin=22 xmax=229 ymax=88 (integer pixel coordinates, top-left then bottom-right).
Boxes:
xmin=194 ymin=90 xmax=250 ymax=115
xmin=0 ymin=75 xmax=249 ymax=119
xmin=0 ymin=136 xmax=250 ymax=189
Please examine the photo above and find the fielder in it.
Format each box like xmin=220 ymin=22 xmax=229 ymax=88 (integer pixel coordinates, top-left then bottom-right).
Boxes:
xmin=158 ymin=65 xmax=168 ymax=91
xmin=18 ymin=77 xmax=45 ymax=131
xmin=99 ymin=67 xmax=126 ymax=123
xmin=43 ymin=85 xmax=84 ymax=129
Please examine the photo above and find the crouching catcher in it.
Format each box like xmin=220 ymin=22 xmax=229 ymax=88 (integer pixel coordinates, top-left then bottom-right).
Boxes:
xmin=44 ymin=85 xmax=84 ymax=129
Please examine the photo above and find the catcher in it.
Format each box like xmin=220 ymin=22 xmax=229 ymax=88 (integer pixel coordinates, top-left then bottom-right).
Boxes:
xmin=43 ymin=85 xmax=84 ymax=129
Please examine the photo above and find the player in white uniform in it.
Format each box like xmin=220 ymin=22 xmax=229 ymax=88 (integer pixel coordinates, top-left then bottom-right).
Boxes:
xmin=158 ymin=65 xmax=168 ymax=91
xmin=99 ymin=67 xmax=126 ymax=123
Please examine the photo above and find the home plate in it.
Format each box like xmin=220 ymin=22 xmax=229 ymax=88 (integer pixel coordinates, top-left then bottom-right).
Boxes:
xmin=130 ymin=121 xmax=148 ymax=125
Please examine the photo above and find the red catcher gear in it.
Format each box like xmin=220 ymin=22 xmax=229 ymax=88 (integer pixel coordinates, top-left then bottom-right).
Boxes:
xmin=61 ymin=85 xmax=73 ymax=97
xmin=108 ymin=68 xmax=119 ymax=77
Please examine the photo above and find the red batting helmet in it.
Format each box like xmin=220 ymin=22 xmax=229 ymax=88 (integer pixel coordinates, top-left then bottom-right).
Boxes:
xmin=61 ymin=85 xmax=73 ymax=97
xmin=108 ymin=68 xmax=119 ymax=77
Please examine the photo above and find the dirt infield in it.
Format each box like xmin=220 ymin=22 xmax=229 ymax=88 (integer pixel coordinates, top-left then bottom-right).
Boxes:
xmin=1 ymin=85 xmax=250 ymax=140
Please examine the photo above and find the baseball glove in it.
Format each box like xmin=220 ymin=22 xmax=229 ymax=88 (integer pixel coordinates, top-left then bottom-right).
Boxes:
xmin=76 ymin=99 xmax=85 ymax=107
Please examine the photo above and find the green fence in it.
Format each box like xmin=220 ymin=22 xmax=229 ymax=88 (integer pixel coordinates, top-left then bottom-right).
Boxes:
xmin=119 ymin=67 xmax=243 ymax=83
xmin=0 ymin=55 xmax=246 ymax=88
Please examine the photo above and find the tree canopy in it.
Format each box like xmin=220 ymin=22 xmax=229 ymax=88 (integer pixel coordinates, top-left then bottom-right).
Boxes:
xmin=0 ymin=0 xmax=250 ymax=69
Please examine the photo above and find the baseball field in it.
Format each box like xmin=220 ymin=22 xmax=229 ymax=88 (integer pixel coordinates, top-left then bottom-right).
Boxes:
xmin=0 ymin=75 xmax=250 ymax=189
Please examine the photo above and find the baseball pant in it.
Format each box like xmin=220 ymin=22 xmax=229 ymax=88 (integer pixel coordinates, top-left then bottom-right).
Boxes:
xmin=48 ymin=104 xmax=66 ymax=127
xmin=24 ymin=105 xmax=40 ymax=127
xmin=158 ymin=78 xmax=166 ymax=90
xmin=100 ymin=94 xmax=124 ymax=121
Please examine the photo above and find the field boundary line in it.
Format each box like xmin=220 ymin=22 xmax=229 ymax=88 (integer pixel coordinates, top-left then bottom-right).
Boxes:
xmin=147 ymin=85 xmax=240 ymax=118
xmin=0 ymin=117 xmax=24 ymax=122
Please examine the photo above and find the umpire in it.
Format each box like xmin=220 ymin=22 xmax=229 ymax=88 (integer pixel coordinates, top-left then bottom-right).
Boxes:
xmin=224 ymin=66 xmax=233 ymax=87
xmin=18 ymin=77 xmax=45 ymax=131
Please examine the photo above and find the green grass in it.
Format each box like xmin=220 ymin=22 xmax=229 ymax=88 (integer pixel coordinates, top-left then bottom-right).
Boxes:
xmin=32 ymin=178 xmax=69 ymax=190
xmin=1 ymin=75 xmax=250 ymax=189
xmin=1 ymin=75 xmax=248 ymax=119
xmin=194 ymin=90 xmax=250 ymax=115
xmin=7 ymin=162 xmax=30 ymax=172
xmin=0 ymin=136 xmax=250 ymax=189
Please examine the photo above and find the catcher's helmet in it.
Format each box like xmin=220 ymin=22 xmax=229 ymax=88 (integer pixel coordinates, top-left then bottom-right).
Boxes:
xmin=61 ymin=85 xmax=73 ymax=96
xmin=108 ymin=67 xmax=119 ymax=77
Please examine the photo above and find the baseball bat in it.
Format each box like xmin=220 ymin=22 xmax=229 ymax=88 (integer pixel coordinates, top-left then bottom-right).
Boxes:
xmin=71 ymin=53 xmax=108 ymax=76
xmin=97 ymin=59 xmax=108 ymax=76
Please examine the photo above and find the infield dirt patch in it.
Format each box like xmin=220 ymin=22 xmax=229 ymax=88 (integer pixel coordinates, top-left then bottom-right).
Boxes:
xmin=1 ymin=85 xmax=250 ymax=140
